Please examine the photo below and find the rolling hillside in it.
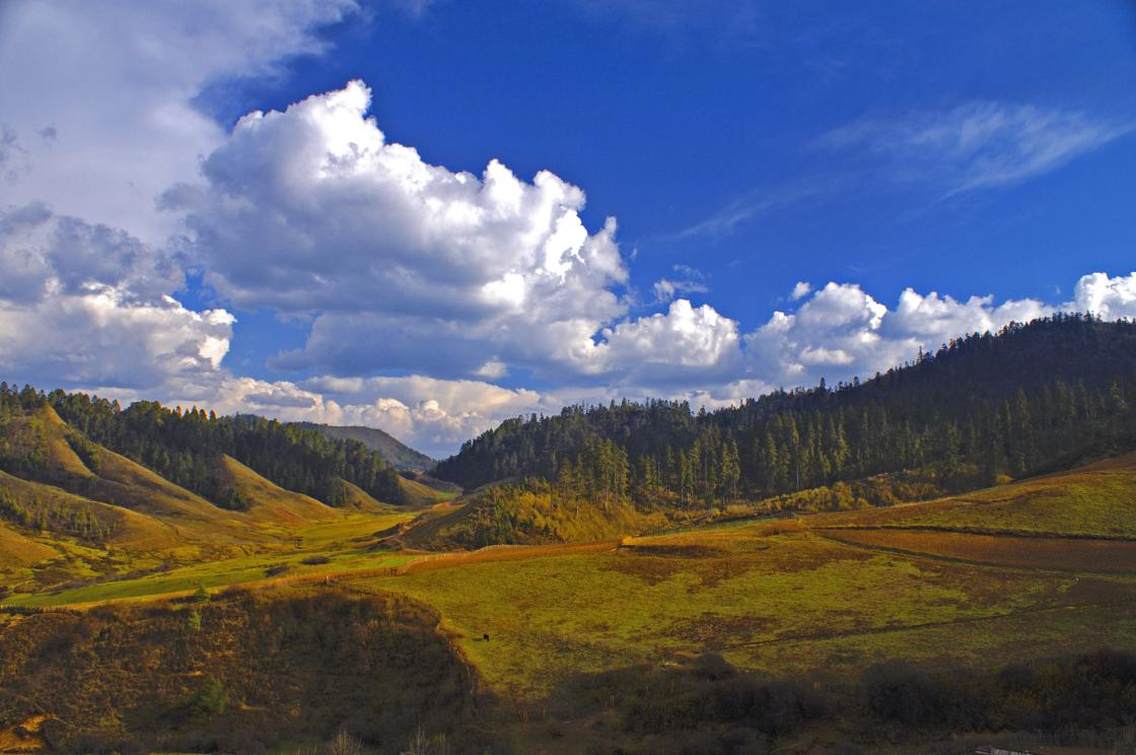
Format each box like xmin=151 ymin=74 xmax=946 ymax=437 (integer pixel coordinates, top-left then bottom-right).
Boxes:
xmin=0 ymin=398 xmax=417 ymax=591
xmin=6 ymin=443 xmax=1136 ymax=752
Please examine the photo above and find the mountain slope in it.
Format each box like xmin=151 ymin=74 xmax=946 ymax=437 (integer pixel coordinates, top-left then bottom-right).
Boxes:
xmin=0 ymin=403 xmax=404 ymax=579
xmin=303 ymin=423 xmax=434 ymax=471
xmin=43 ymin=393 xmax=405 ymax=507
xmin=0 ymin=405 xmax=240 ymax=528
xmin=435 ymin=316 xmax=1136 ymax=505
xmin=216 ymin=455 xmax=338 ymax=525
xmin=814 ymin=450 xmax=1136 ymax=539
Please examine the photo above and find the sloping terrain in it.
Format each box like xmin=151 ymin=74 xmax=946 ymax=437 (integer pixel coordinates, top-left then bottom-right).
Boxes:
xmin=0 ymin=407 xmax=418 ymax=592
xmin=0 ymin=406 xmax=241 ymax=530
xmin=5 ymin=450 xmax=1136 ymax=752
xmin=0 ymin=588 xmax=477 ymax=753
xmin=304 ymin=422 xmax=434 ymax=470
xmin=338 ymin=479 xmax=393 ymax=511
xmin=401 ymin=479 xmax=668 ymax=550
xmin=812 ymin=451 xmax=1136 ymax=538
xmin=217 ymin=455 xmax=337 ymax=525
xmin=397 ymin=472 xmax=460 ymax=508
xmin=0 ymin=523 xmax=56 ymax=568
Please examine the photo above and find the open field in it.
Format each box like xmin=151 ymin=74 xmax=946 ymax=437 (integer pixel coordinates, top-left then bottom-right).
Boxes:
xmin=7 ymin=455 xmax=1136 ymax=704
xmin=2 ymin=510 xmax=416 ymax=608
xmin=342 ymin=523 xmax=1136 ymax=700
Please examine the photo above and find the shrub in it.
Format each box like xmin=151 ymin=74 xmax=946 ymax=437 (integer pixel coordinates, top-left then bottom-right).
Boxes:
xmin=189 ymin=675 xmax=227 ymax=716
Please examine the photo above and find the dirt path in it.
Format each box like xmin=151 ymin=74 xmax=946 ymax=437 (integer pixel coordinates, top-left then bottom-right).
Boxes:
xmin=395 ymin=540 xmax=620 ymax=575
xmin=813 ymin=527 xmax=1136 ymax=574
xmin=721 ymin=598 xmax=1135 ymax=651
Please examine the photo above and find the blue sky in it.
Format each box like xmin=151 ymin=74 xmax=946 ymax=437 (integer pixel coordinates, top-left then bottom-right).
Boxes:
xmin=209 ymin=0 xmax=1136 ymax=390
xmin=1 ymin=1 xmax=1134 ymax=455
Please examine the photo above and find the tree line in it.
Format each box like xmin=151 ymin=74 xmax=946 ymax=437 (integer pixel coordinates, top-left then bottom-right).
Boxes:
xmin=435 ymin=315 xmax=1136 ymax=506
xmin=0 ymin=488 xmax=114 ymax=542
xmin=0 ymin=386 xmax=404 ymax=509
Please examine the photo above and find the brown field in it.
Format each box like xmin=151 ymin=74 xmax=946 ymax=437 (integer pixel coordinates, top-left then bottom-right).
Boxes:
xmin=398 ymin=539 xmax=620 ymax=574
xmin=817 ymin=527 xmax=1136 ymax=573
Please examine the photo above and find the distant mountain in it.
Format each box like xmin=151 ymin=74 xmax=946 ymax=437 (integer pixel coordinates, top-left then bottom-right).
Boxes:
xmin=303 ymin=423 xmax=434 ymax=471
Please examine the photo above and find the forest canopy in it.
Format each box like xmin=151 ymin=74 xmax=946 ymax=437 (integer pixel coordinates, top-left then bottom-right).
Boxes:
xmin=434 ymin=315 xmax=1136 ymax=507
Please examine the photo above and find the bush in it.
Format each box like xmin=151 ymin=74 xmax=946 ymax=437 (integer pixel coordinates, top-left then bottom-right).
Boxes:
xmin=189 ymin=676 xmax=227 ymax=716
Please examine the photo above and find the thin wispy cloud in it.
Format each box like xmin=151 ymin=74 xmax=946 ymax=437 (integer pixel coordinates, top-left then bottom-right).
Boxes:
xmin=657 ymin=178 xmax=838 ymax=244
xmin=822 ymin=102 xmax=1134 ymax=195
xmin=569 ymin=0 xmax=762 ymax=44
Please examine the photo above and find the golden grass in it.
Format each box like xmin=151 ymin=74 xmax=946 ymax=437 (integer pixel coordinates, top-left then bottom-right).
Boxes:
xmin=0 ymin=523 xmax=56 ymax=567
xmin=343 ymin=523 xmax=1136 ymax=700
xmin=398 ymin=474 xmax=460 ymax=507
xmin=220 ymin=455 xmax=337 ymax=525
xmin=811 ymin=451 xmax=1136 ymax=538
xmin=7 ymin=443 xmax=1136 ymax=714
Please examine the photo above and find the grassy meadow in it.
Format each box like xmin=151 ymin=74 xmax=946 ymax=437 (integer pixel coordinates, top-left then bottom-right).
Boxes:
xmin=4 ymin=451 xmax=1136 ymax=751
xmin=9 ymin=465 xmax=1136 ymax=703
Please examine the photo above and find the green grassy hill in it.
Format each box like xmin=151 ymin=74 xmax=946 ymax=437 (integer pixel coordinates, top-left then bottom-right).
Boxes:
xmin=217 ymin=455 xmax=338 ymax=525
xmin=402 ymin=478 xmax=668 ymax=550
xmin=397 ymin=472 xmax=460 ymax=509
xmin=812 ymin=450 xmax=1136 ymax=538
xmin=4 ymin=449 xmax=1136 ymax=752
xmin=0 ymin=405 xmax=420 ymax=593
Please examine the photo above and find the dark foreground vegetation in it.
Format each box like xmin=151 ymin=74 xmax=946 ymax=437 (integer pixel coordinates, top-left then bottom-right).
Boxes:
xmin=2 ymin=586 xmax=1135 ymax=753
xmin=549 ymin=649 xmax=1136 ymax=754
xmin=437 ymin=316 xmax=1136 ymax=508
xmin=0 ymin=588 xmax=476 ymax=753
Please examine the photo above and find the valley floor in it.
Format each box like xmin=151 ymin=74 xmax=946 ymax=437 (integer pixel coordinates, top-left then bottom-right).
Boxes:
xmin=4 ymin=454 xmax=1136 ymax=752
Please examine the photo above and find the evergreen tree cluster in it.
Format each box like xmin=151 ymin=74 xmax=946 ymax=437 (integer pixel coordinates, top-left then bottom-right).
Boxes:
xmin=435 ymin=315 xmax=1136 ymax=505
xmin=0 ymin=385 xmax=404 ymax=508
xmin=0 ymin=489 xmax=113 ymax=541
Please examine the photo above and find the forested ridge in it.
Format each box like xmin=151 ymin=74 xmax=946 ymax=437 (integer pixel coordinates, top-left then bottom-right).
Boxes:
xmin=0 ymin=387 xmax=404 ymax=509
xmin=435 ymin=315 xmax=1136 ymax=506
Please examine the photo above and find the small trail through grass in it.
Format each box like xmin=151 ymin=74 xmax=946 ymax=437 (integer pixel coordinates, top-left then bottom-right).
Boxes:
xmin=718 ymin=598 xmax=1133 ymax=651
xmin=813 ymin=527 xmax=1136 ymax=575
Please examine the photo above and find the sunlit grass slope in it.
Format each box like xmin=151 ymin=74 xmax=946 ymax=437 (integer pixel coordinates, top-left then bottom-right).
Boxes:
xmin=0 ymin=406 xmax=426 ymax=592
xmin=7 ymin=438 xmax=1136 ymax=718
xmin=398 ymin=474 xmax=460 ymax=508
xmin=219 ymin=454 xmax=337 ymax=525
xmin=349 ymin=520 xmax=1136 ymax=699
xmin=813 ymin=451 xmax=1136 ymax=538
xmin=402 ymin=481 xmax=668 ymax=550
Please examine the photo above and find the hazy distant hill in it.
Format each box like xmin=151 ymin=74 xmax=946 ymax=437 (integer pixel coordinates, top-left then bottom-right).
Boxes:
xmin=303 ymin=423 xmax=434 ymax=471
